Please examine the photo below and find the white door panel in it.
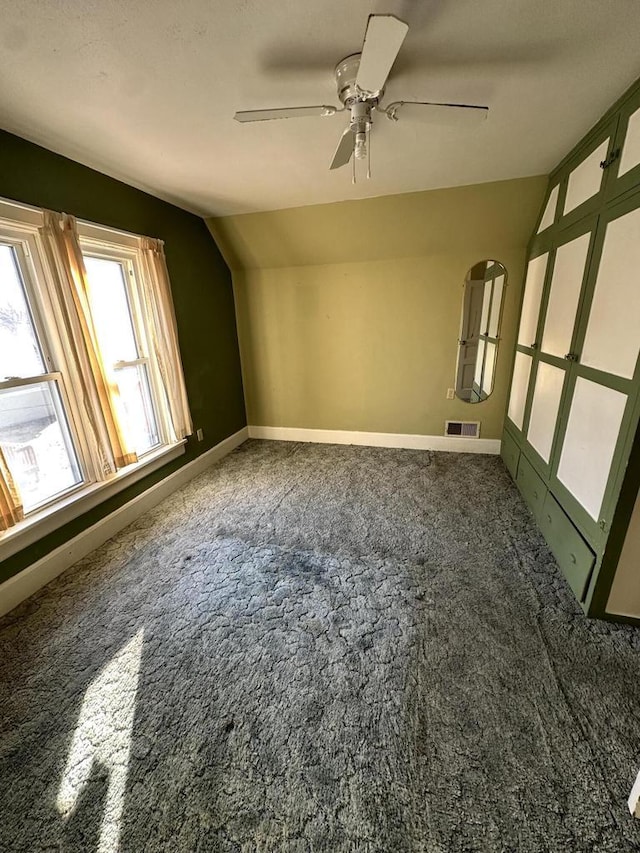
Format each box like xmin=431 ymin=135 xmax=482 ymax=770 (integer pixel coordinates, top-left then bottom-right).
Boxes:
xmin=527 ymin=363 xmax=565 ymax=463
xmin=474 ymin=338 xmax=486 ymax=391
xmin=508 ymin=352 xmax=532 ymax=430
xmin=483 ymin=342 xmax=496 ymax=396
xmin=557 ymin=378 xmax=627 ymax=520
xmin=541 ymin=233 xmax=590 ymax=359
xmin=563 ymin=139 xmax=609 ymax=215
xmin=488 ymin=276 xmax=504 ymax=338
xmin=479 ymin=282 xmax=491 ymax=335
xmin=581 ymin=207 xmax=640 ymax=379
xmin=537 ymin=185 xmax=558 ymax=233
xmin=619 ymin=106 xmax=640 ymax=177
xmin=517 ymin=254 xmax=548 ymax=347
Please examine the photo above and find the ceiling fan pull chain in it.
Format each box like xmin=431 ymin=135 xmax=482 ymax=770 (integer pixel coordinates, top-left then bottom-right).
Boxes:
xmin=352 ymin=148 xmax=356 ymax=184
xmin=367 ymin=130 xmax=371 ymax=179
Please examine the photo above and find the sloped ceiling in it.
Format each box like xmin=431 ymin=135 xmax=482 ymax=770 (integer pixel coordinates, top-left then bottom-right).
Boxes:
xmin=208 ymin=175 xmax=547 ymax=269
xmin=0 ymin=0 xmax=639 ymax=215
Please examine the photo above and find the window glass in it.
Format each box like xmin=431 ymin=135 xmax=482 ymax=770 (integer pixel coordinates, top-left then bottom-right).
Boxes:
xmin=83 ymin=254 xmax=160 ymax=455
xmin=114 ymin=364 xmax=159 ymax=453
xmin=0 ymin=204 xmax=186 ymax=534
xmin=1 ymin=238 xmax=83 ymax=512
xmin=83 ymin=256 xmax=138 ymax=366
xmin=0 ymin=244 xmax=46 ymax=380
xmin=0 ymin=381 xmax=81 ymax=511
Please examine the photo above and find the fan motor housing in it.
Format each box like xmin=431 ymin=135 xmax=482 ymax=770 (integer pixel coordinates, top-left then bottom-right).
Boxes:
xmin=349 ymin=100 xmax=372 ymax=133
xmin=335 ymin=53 xmax=383 ymax=106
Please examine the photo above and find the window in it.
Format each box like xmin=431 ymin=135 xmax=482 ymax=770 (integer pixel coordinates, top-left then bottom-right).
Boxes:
xmin=81 ymin=249 xmax=161 ymax=456
xmin=0 ymin=229 xmax=83 ymax=511
xmin=0 ymin=200 xmax=192 ymax=543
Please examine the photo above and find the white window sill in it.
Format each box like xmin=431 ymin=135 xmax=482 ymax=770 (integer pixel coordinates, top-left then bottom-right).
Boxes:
xmin=0 ymin=441 xmax=186 ymax=561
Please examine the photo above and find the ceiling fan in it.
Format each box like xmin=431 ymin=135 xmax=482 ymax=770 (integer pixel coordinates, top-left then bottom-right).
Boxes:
xmin=234 ymin=14 xmax=488 ymax=181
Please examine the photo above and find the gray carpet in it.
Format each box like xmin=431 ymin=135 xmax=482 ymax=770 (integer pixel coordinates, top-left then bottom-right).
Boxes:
xmin=1 ymin=440 xmax=640 ymax=852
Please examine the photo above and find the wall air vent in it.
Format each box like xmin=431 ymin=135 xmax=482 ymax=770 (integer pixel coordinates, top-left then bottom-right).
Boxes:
xmin=445 ymin=420 xmax=480 ymax=438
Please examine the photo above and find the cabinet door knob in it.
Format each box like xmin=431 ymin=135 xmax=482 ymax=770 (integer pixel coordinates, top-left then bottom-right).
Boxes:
xmin=564 ymin=352 xmax=579 ymax=362
xmin=569 ymin=553 xmax=577 ymax=564
xmin=530 ymin=342 xmax=538 ymax=350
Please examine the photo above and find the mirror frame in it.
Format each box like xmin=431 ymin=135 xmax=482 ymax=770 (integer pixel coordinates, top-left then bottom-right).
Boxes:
xmin=455 ymin=260 xmax=508 ymax=403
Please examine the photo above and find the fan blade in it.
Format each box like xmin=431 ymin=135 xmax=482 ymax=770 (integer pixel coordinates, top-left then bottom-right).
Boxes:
xmin=234 ymin=105 xmax=337 ymax=122
xmin=356 ymin=15 xmax=409 ymax=94
xmin=385 ymin=101 xmax=488 ymax=126
xmin=330 ymin=127 xmax=354 ymax=170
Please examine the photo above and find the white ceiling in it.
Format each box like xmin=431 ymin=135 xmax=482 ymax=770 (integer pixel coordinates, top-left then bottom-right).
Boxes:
xmin=1 ymin=0 xmax=640 ymax=217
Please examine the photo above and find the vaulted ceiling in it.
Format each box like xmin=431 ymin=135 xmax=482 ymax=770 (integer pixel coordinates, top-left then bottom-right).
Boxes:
xmin=1 ymin=0 xmax=640 ymax=215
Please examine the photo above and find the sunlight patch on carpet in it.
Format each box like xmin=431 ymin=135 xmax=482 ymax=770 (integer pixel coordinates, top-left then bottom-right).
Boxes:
xmin=56 ymin=628 xmax=144 ymax=853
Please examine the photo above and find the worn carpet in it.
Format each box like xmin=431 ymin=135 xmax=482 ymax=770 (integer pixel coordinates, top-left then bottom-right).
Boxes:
xmin=1 ymin=440 xmax=640 ymax=852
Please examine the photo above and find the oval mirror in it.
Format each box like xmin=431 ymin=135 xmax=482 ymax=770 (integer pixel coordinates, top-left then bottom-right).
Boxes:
xmin=455 ymin=260 xmax=507 ymax=402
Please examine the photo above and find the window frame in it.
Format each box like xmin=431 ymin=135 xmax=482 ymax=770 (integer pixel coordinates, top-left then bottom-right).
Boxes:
xmin=0 ymin=219 xmax=90 ymax=510
xmin=0 ymin=198 xmax=186 ymax=558
xmin=78 ymin=236 xmax=172 ymax=457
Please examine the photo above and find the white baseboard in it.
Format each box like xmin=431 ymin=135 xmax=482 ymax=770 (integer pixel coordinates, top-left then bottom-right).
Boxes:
xmin=0 ymin=427 xmax=248 ymax=618
xmin=248 ymin=425 xmax=501 ymax=455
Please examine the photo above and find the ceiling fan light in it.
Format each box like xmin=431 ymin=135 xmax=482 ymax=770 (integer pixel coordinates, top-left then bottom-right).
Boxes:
xmin=354 ymin=131 xmax=367 ymax=160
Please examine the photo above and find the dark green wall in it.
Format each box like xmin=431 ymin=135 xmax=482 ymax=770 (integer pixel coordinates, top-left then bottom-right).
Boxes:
xmin=0 ymin=129 xmax=246 ymax=583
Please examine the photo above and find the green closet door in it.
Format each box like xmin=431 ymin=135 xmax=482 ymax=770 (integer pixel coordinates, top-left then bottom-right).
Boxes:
xmin=548 ymin=191 xmax=640 ymax=542
xmin=506 ymin=250 xmax=550 ymax=436
xmin=521 ymin=219 xmax=596 ymax=474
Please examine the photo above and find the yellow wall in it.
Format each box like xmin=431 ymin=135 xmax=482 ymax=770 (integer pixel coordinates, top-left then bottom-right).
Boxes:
xmin=607 ymin=490 xmax=640 ymax=618
xmin=208 ymin=176 xmax=547 ymax=439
